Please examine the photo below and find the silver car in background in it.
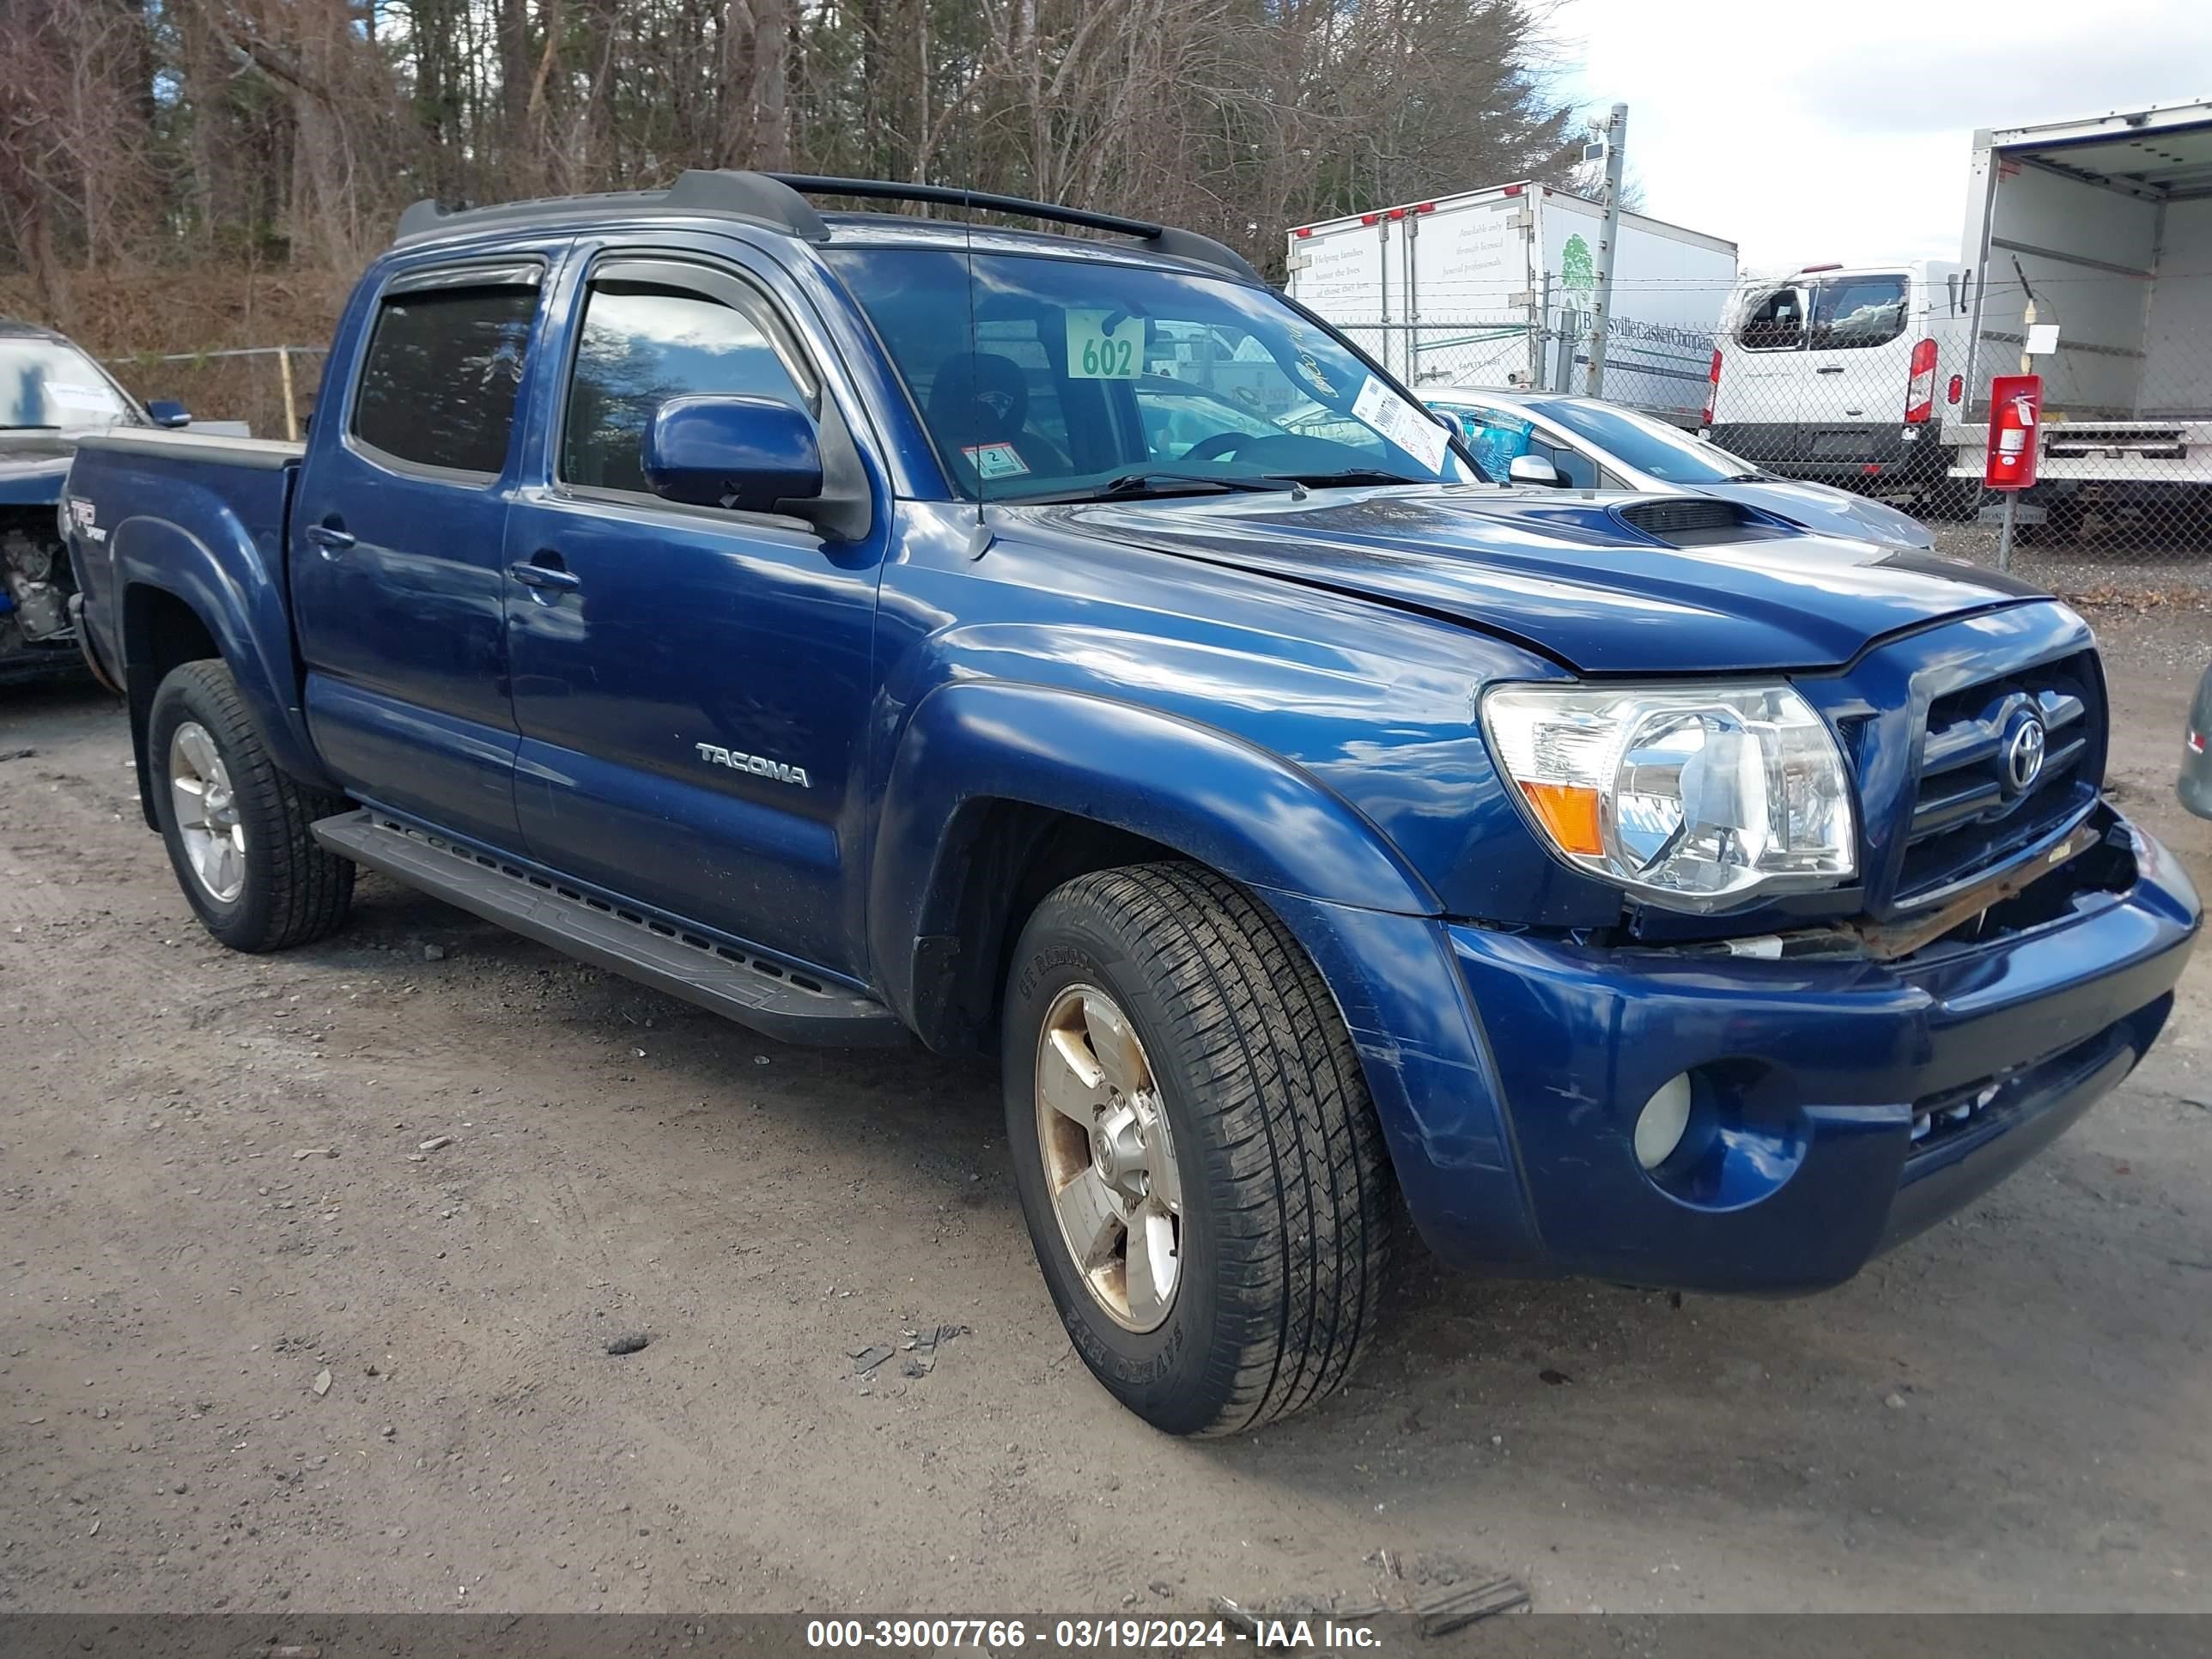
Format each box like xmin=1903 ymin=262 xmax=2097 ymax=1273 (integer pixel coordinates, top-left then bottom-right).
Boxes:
xmin=1425 ymin=386 xmax=1938 ymax=553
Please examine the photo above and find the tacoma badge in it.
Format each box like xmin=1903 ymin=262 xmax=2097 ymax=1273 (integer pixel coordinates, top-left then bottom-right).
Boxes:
xmin=695 ymin=742 xmax=811 ymax=789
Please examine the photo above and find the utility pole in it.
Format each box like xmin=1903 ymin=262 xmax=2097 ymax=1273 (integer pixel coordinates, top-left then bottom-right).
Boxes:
xmin=1583 ymin=103 xmax=1627 ymax=398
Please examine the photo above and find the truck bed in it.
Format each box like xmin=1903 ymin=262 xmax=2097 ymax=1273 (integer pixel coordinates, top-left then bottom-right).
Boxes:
xmin=66 ymin=428 xmax=308 ymax=746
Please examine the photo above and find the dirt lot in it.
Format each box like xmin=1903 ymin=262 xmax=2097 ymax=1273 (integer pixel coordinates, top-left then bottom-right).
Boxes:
xmin=3 ymin=596 xmax=2209 ymax=1618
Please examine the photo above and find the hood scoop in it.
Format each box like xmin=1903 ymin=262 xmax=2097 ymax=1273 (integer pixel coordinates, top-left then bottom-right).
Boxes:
xmin=1612 ymin=497 xmax=1787 ymax=547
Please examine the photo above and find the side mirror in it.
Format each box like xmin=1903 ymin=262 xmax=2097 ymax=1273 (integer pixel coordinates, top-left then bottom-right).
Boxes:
xmin=1508 ymin=453 xmax=1564 ymax=487
xmin=146 ymin=399 xmax=191 ymax=429
xmin=643 ymin=395 xmax=821 ymax=514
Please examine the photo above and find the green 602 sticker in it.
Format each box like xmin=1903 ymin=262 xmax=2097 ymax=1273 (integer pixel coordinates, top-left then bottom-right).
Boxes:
xmin=1066 ymin=310 xmax=1145 ymax=380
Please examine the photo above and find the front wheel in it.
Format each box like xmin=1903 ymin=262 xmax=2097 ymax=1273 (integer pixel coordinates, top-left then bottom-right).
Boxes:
xmin=1003 ymin=863 xmax=1393 ymax=1436
xmin=148 ymin=659 xmax=356 ymax=952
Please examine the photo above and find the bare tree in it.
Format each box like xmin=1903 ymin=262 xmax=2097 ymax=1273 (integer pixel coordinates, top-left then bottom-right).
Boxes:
xmin=1 ymin=0 xmax=1577 ymax=342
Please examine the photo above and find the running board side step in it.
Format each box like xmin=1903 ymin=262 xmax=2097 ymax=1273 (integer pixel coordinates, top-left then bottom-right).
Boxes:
xmin=311 ymin=810 xmax=908 ymax=1048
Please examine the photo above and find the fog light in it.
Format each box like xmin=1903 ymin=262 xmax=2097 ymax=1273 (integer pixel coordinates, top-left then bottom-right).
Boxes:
xmin=1635 ymin=1074 xmax=1694 ymax=1170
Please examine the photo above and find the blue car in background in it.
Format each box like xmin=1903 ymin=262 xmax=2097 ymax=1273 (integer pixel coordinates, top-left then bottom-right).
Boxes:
xmin=0 ymin=318 xmax=190 ymax=684
xmin=1428 ymin=386 xmax=1938 ymax=552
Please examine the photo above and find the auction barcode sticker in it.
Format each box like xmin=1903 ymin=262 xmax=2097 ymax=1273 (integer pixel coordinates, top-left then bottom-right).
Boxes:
xmin=1350 ymin=375 xmax=1450 ymax=472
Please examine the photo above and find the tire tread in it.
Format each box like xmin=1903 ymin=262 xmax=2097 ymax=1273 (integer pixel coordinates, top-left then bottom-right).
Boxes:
xmin=1030 ymin=863 xmax=1391 ymax=1436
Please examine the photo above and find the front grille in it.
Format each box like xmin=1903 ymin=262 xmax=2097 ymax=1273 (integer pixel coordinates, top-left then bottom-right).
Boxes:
xmin=1893 ymin=651 xmax=2103 ymax=906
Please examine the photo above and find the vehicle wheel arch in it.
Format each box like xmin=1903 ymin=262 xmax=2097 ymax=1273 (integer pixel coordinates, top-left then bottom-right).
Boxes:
xmin=120 ymin=579 xmax=225 ymax=831
xmin=902 ymin=797 xmax=1182 ymax=1054
xmin=109 ymin=509 xmax=339 ymax=824
xmin=871 ymin=680 xmax=1438 ymax=1054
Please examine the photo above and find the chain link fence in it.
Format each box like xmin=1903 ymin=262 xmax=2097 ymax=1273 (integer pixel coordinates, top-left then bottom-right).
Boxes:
xmin=87 ymin=266 xmax=2212 ymax=562
xmin=100 ymin=345 xmax=330 ymax=441
xmin=1355 ymin=308 xmax=1713 ymax=423
xmin=1354 ymin=270 xmax=2212 ymax=558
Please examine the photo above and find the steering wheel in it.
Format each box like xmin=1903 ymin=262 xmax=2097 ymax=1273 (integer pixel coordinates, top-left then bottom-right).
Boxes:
xmin=1181 ymin=430 xmax=1250 ymax=462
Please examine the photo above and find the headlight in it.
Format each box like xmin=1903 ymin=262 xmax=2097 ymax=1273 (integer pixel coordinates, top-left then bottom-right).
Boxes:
xmin=1480 ymin=681 xmax=1856 ymax=911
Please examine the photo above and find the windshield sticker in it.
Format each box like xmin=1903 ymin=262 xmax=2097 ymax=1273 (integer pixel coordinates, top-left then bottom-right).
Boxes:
xmin=1351 ymin=375 xmax=1451 ymax=472
xmin=45 ymin=380 xmax=113 ymax=410
xmin=962 ymin=441 xmax=1031 ymax=480
xmin=1065 ymin=309 xmax=1145 ymax=380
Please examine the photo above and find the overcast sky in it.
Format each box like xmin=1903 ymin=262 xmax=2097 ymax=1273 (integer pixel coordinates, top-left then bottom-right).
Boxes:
xmin=1553 ymin=0 xmax=2212 ymax=273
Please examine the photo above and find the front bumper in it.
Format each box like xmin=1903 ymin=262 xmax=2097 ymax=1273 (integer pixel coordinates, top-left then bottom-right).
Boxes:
xmin=1285 ymin=818 xmax=2198 ymax=1293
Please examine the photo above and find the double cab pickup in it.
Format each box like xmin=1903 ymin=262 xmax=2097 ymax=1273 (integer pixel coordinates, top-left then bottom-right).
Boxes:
xmin=63 ymin=173 xmax=2199 ymax=1435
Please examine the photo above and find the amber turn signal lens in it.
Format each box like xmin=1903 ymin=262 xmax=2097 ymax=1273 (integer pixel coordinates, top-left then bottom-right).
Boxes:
xmin=1517 ymin=781 xmax=1603 ymax=856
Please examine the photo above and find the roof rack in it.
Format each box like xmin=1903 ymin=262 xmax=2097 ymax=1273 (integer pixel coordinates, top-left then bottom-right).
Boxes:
xmin=393 ymin=169 xmax=1261 ymax=284
xmin=392 ymin=172 xmax=826 ymax=245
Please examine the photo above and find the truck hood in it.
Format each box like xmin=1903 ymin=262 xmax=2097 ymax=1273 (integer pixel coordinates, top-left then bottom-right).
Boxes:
xmin=0 ymin=429 xmax=82 ymax=508
xmin=1054 ymin=486 xmax=2045 ymax=674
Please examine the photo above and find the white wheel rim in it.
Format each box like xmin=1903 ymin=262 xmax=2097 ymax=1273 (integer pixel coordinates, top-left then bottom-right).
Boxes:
xmin=168 ymin=720 xmax=246 ymax=904
xmin=1034 ymin=984 xmax=1183 ymax=1333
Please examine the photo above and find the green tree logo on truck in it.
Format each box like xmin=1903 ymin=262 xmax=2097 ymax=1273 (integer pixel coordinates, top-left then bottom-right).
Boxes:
xmin=1559 ymin=233 xmax=1595 ymax=302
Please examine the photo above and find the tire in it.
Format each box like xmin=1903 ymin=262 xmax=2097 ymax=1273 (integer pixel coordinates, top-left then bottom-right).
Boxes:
xmin=148 ymin=659 xmax=356 ymax=952
xmin=1003 ymin=862 xmax=1392 ymax=1436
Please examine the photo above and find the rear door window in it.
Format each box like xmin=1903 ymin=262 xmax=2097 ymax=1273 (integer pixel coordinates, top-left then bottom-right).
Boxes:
xmin=1735 ymin=286 xmax=1808 ymax=351
xmin=1808 ymin=276 xmax=1907 ymax=349
xmin=353 ymin=278 xmax=540 ymax=475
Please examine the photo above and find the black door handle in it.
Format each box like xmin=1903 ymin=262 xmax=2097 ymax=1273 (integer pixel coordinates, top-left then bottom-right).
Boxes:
xmin=1816 ymin=365 xmax=1846 ymax=374
xmin=508 ymin=554 xmax=580 ymax=592
xmin=305 ymin=520 xmax=356 ymax=551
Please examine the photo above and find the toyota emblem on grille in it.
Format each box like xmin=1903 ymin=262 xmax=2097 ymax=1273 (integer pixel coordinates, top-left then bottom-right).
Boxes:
xmin=2005 ymin=714 xmax=2048 ymax=793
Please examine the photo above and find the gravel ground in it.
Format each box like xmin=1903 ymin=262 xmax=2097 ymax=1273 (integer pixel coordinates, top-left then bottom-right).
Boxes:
xmin=2 ymin=600 xmax=2209 ymax=1618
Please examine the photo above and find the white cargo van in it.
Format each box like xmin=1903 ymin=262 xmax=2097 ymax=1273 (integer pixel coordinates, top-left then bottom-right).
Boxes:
xmin=1704 ymin=261 xmax=1966 ymax=495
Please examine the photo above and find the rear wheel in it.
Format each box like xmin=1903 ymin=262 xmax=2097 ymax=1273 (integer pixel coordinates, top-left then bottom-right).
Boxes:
xmin=1003 ymin=862 xmax=1392 ymax=1436
xmin=149 ymin=659 xmax=355 ymax=952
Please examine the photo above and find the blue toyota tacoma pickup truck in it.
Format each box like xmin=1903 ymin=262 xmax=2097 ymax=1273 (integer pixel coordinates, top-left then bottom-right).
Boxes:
xmin=62 ymin=173 xmax=2200 ymax=1436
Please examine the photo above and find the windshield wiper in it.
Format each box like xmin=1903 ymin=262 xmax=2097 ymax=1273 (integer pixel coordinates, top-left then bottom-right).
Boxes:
xmin=1019 ymin=469 xmax=1302 ymax=503
xmin=1261 ymin=467 xmax=1425 ymax=489
xmin=0 ymin=423 xmax=61 ymax=432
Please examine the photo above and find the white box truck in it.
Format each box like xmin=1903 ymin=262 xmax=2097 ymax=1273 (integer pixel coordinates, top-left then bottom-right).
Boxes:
xmin=1948 ymin=100 xmax=2212 ymax=533
xmin=1708 ymin=100 xmax=2212 ymax=531
xmin=1285 ymin=182 xmax=1738 ymax=422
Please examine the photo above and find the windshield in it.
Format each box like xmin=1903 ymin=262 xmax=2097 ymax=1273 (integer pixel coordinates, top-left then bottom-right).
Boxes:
xmin=823 ymin=246 xmax=1477 ymax=500
xmin=1529 ymin=399 xmax=1755 ymax=485
xmin=0 ymin=338 xmax=136 ymax=429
